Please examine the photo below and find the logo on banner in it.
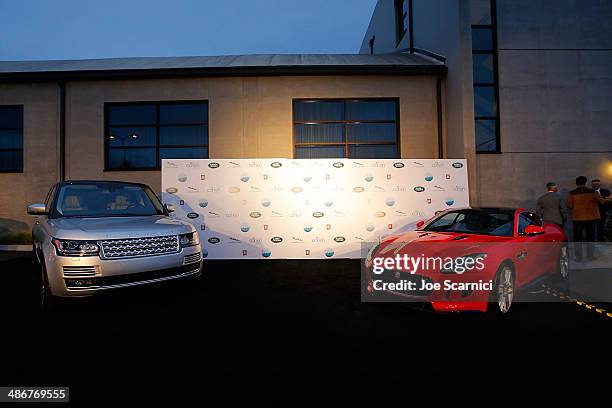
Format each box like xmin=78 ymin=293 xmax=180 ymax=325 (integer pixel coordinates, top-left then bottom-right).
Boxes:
xmin=165 ymin=161 xmax=178 ymax=168
xmin=228 ymin=187 xmax=240 ymax=193
xmin=324 ymin=200 xmax=333 ymax=207
xmin=199 ymin=199 xmax=208 ymax=208
xmin=261 ymin=198 xmax=271 ymax=207
xmin=386 ymin=198 xmax=395 ymax=206
xmin=240 ymin=224 xmax=250 ymax=233
xmin=271 ymin=237 xmax=283 ymax=243
xmin=366 ymin=224 xmax=375 ymax=232
xmin=303 ymin=176 xmax=312 ymax=182
xmin=262 ymin=249 xmax=272 ymax=257
xmin=325 ymin=249 xmax=335 ymax=257
xmin=445 ymin=198 xmax=455 ymax=206
xmin=202 ymin=249 xmax=208 ymax=258
xmin=228 ymin=237 xmax=241 ymax=244
xmin=414 ymin=186 xmax=425 ymax=192
xmin=433 ymin=186 xmax=445 ymax=191
xmin=291 ymin=187 xmax=303 ymax=193
xmin=352 ymin=162 xmax=365 ymax=168
xmin=411 ymin=161 xmax=424 ymax=167
xmin=208 ymin=162 xmax=220 ymax=168
xmin=424 ymin=173 xmax=434 ymax=182
xmin=453 ymin=185 xmax=466 ymax=192
xmin=312 ymin=212 xmax=324 ymax=218
xmin=166 ymin=187 xmax=178 ymax=194
xmin=333 ymin=236 xmax=346 ymax=243
xmin=177 ymin=173 xmax=187 ymax=182
xmin=291 ymin=237 xmax=304 ymax=243
xmin=332 ymin=162 xmax=344 ymax=168
xmin=364 ymin=174 xmax=374 ymax=182
xmin=374 ymin=211 xmax=386 ymax=218
xmin=240 ymin=174 xmax=250 ymax=182
xmin=393 ymin=162 xmax=405 ymax=168
xmin=208 ymin=237 xmax=221 ymax=244
xmin=452 ymin=162 xmax=464 ymax=168
xmin=432 ymin=161 xmax=445 ymax=168
xmin=207 ymin=211 xmax=220 ymax=218
xmin=249 ymin=212 xmax=262 ymax=218
xmin=270 ymin=162 xmax=282 ymax=168
xmin=227 ymin=161 xmax=240 ymax=168
xmin=187 ymin=212 xmax=199 ymax=219
xmin=353 ymin=187 xmax=365 ymax=193
xmin=249 ymin=186 xmax=263 ymax=192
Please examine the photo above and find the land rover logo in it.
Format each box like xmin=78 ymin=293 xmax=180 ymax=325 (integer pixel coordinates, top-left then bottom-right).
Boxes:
xmin=291 ymin=187 xmax=303 ymax=193
xmin=353 ymin=187 xmax=365 ymax=193
xmin=166 ymin=187 xmax=178 ymax=194
xmin=249 ymin=211 xmax=262 ymax=218
xmin=414 ymin=186 xmax=425 ymax=192
xmin=208 ymin=237 xmax=220 ymax=244
xmin=187 ymin=212 xmax=199 ymax=219
xmin=271 ymin=237 xmax=283 ymax=243
xmin=393 ymin=162 xmax=405 ymax=168
xmin=374 ymin=211 xmax=386 ymax=218
xmin=208 ymin=162 xmax=220 ymax=168
xmin=312 ymin=211 xmax=324 ymax=218
xmin=452 ymin=162 xmax=463 ymax=168
xmin=333 ymin=162 xmax=344 ymax=168
xmin=333 ymin=236 xmax=346 ymax=243
xmin=270 ymin=162 xmax=282 ymax=168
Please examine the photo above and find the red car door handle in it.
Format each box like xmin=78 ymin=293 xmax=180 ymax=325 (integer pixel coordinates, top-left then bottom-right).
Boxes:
xmin=517 ymin=251 xmax=528 ymax=259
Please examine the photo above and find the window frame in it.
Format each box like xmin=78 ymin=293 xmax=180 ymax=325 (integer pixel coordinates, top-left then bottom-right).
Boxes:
xmin=471 ymin=0 xmax=501 ymax=154
xmin=0 ymin=104 xmax=24 ymax=173
xmin=104 ymin=100 xmax=209 ymax=171
xmin=292 ymin=98 xmax=401 ymax=159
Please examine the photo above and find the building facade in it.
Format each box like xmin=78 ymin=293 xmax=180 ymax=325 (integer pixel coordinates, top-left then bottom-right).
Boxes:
xmin=362 ymin=0 xmax=612 ymax=208
xmin=0 ymin=55 xmax=445 ymax=243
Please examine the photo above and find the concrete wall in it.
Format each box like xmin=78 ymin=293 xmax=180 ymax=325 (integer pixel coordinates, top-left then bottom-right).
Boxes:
xmin=0 ymin=74 xmax=440 ymax=239
xmin=476 ymin=0 xmax=612 ymax=209
xmin=0 ymin=83 xmax=59 ymax=242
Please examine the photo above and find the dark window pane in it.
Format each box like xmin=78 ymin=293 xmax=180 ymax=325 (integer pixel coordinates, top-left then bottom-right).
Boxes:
xmin=347 ymin=123 xmax=397 ymax=143
xmin=0 ymin=129 xmax=23 ymax=149
xmin=295 ymin=146 xmax=345 ymax=159
xmin=472 ymin=54 xmax=494 ymax=84
xmin=346 ymin=100 xmax=396 ymax=121
xmin=108 ymin=127 xmax=156 ymax=147
xmin=160 ymin=147 xmax=208 ymax=161
xmin=0 ymin=150 xmax=23 ymax=171
xmin=294 ymin=123 xmax=344 ymax=144
xmin=474 ymin=86 xmax=496 ymax=117
xmin=471 ymin=0 xmax=492 ymax=25
xmin=294 ymin=101 xmax=343 ymax=122
xmin=0 ymin=106 xmax=23 ymax=128
xmin=108 ymin=148 xmax=156 ymax=169
xmin=160 ymin=103 xmax=207 ymax=124
xmin=108 ymin=105 xmax=156 ymax=125
xmin=160 ymin=126 xmax=208 ymax=146
xmin=475 ymin=119 xmax=498 ymax=152
xmin=471 ymin=27 xmax=493 ymax=51
xmin=349 ymin=144 xmax=398 ymax=159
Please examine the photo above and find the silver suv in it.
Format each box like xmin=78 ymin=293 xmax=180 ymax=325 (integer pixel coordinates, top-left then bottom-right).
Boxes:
xmin=28 ymin=180 xmax=202 ymax=307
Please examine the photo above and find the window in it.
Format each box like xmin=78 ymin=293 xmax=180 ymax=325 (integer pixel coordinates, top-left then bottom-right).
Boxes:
xmin=293 ymin=99 xmax=399 ymax=159
xmin=471 ymin=0 xmax=500 ymax=153
xmin=394 ymin=0 xmax=409 ymax=45
xmin=0 ymin=105 xmax=24 ymax=172
xmin=105 ymin=101 xmax=208 ymax=170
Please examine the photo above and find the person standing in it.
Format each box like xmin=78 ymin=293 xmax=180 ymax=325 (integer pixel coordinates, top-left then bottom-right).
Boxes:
xmin=536 ymin=182 xmax=566 ymax=227
xmin=568 ymin=176 xmax=611 ymax=261
xmin=591 ymin=179 xmax=611 ymax=242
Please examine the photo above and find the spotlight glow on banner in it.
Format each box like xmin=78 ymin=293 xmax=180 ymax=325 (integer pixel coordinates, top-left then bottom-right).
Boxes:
xmin=161 ymin=159 xmax=469 ymax=259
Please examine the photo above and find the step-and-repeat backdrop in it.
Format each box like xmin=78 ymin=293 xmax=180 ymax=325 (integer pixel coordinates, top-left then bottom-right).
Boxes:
xmin=161 ymin=159 xmax=469 ymax=259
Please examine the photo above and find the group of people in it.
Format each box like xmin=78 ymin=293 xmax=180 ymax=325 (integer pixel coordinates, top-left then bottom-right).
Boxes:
xmin=536 ymin=176 xmax=612 ymax=261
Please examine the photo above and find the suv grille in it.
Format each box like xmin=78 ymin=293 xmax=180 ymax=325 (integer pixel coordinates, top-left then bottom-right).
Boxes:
xmin=100 ymin=235 xmax=180 ymax=259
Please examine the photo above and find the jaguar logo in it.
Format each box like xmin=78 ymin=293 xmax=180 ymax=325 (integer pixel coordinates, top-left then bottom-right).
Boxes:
xmin=452 ymin=162 xmax=464 ymax=168
xmin=271 ymin=236 xmax=283 ymax=243
xmin=270 ymin=161 xmax=282 ymax=168
xmin=353 ymin=187 xmax=365 ymax=193
xmin=374 ymin=211 xmax=386 ymax=218
xmin=414 ymin=186 xmax=425 ymax=192
xmin=208 ymin=162 xmax=220 ymax=168
xmin=312 ymin=211 xmax=324 ymax=218
xmin=165 ymin=187 xmax=178 ymax=194
xmin=208 ymin=237 xmax=220 ymax=244
xmin=393 ymin=162 xmax=405 ymax=168
xmin=333 ymin=162 xmax=344 ymax=168
xmin=333 ymin=236 xmax=346 ymax=243
xmin=249 ymin=212 xmax=262 ymax=218
xmin=187 ymin=212 xmax=199 ymax=219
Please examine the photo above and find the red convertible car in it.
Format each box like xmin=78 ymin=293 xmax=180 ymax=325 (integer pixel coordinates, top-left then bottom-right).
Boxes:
xmin=365 ymin=207 xmax=568 ymax=314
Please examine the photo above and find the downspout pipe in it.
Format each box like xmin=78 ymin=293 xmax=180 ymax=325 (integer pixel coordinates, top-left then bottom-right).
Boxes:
xmin=59 ymin=81 xmax=65 ymax=181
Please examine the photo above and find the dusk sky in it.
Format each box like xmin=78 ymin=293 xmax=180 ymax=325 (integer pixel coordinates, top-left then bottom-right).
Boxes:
xmin=0 ymin=0 xmax=377 ymax=61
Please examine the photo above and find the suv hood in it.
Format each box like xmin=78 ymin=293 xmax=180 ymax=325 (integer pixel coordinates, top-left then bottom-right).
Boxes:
xmin=47 ymin=215 xmax=194 ymax=240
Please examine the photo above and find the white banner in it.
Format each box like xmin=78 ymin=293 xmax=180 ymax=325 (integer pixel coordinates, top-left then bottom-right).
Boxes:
xmin=161 ymin=159 xmax=469 ymax=259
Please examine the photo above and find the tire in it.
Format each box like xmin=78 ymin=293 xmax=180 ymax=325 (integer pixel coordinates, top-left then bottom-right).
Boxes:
xmin=488 ymin=263 xmax=515 ymax=315
xmin=39 ymin=257 xmax=60 ymax=313
xmin=557 ymin=244 xmax=570 ymax=280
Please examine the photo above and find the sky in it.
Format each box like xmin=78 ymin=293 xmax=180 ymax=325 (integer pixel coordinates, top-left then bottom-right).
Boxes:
xmin=0 ymin=0 xmax=377 ymax=61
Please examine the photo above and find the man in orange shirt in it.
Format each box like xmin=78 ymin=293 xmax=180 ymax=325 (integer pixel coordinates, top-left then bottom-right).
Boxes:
xmin=568 ymin=176 xmax=612 ymax=261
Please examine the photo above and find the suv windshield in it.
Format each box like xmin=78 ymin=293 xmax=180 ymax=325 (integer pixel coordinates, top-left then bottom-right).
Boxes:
xmin=423 ymin=209 xmax=515 ymax=237
xmin=54 ymin=183 xmax=165 ymax=218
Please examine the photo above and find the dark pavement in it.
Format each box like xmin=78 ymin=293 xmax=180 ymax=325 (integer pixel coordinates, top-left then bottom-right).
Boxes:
xmin=0 ymin=252 xmax=609 ymax=405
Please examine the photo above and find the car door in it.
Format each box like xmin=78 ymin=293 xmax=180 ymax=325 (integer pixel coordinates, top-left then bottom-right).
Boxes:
xmin=516 ymin=211 xmax=548 ymax=283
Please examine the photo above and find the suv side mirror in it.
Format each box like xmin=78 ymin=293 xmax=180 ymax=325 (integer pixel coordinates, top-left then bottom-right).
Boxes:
xmin=165 ymin=203 xmax=175 ymax=213
xmin=524 ymin=225 xmax=545 ymax=235
xmin=27 ymin=203 xmax=47 ymax=215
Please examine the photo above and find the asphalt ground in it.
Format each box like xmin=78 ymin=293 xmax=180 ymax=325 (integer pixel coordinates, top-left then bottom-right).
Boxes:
xmin=0 ymin=252 xmax=610 ymax=405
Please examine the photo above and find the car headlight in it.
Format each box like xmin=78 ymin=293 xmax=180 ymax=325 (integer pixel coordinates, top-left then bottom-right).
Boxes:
xmin=440 ymin=253 xmax=488 ymax=274
xmin=52 ymin=238 xmax=100 ymax=257
xmin=179 ymin=232 xmax=199 ymax=248
xmin=366 ymin=242 xmax=381 ymax=262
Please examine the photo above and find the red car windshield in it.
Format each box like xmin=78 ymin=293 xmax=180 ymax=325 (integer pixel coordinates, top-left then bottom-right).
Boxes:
xmin=423 ymin=209 xmax=515 ymax=237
